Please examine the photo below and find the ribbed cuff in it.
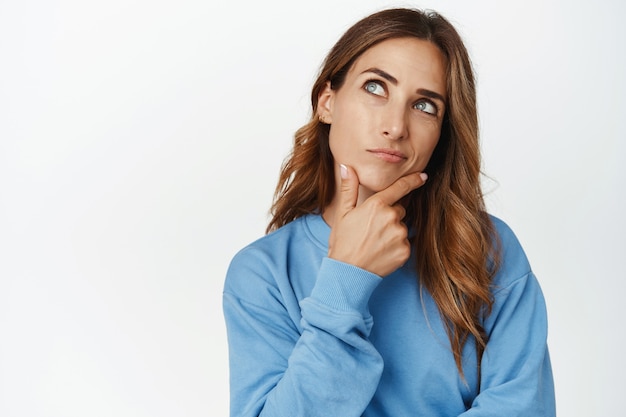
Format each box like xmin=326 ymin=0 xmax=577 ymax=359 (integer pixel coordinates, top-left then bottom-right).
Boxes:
xmin=309 ymin=257 xmax=382 ymax=317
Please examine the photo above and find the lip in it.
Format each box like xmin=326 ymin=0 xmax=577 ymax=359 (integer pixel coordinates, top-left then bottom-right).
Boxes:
xmin=367 ymin=148 xmax=407 ymax=163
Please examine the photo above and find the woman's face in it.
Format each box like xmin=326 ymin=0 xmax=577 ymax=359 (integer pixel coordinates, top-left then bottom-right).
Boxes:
xmin=319 ymin=37 xmax=447 ymax=201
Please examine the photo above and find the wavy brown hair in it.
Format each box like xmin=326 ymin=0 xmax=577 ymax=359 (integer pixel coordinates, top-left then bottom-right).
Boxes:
xmin=267 ymin=8 xmax=500 ymax=380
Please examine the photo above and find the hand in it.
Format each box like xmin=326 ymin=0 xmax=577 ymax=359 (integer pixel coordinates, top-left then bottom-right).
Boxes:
xmin=327 ymin=164 xmax=428 ymax=277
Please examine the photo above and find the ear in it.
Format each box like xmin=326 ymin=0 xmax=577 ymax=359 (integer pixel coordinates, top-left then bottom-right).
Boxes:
xmin=317 ymin=81 xmax=335 ymax=124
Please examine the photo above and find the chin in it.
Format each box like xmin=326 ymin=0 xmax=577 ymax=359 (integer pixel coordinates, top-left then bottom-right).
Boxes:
xmin=358 ymin=177 xmax=397 ymax=194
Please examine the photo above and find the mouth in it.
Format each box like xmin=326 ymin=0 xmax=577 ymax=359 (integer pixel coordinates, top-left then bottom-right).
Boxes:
xmin=367 ymin=148 xmax=407 ymax=163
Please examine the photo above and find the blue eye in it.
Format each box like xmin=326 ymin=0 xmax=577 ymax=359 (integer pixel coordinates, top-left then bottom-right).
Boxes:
xmin=414 ymin=100 xmax=437 ymax=115
xmin=364 ymin=81 xmax=385 ymax=96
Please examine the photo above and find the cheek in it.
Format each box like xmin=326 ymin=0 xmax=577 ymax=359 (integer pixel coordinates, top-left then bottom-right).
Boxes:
xmin=409 ymin=129 xmax=441 ymax=169
xmin=327 ymin=123 xmax=355 ymax=162
xmin=424 ymin=134 xmax=441 ymax=156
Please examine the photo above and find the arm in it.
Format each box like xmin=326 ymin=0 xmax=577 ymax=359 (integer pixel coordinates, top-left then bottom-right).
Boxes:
xmin=460 ymin=272 xmax=556 ymax=417
xmin=223 ymin=254 xmax=384 ymax=417
xmin=224 ymin=167 xmax=427 ymax=416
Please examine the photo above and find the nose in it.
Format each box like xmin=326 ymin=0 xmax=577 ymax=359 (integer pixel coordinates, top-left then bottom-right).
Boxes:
xmin=381 ymin=105 xmax=408 ymax=141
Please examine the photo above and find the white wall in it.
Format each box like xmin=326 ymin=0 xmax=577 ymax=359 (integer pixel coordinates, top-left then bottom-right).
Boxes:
xmin=0 ymin=0 xmax=623 ymax=415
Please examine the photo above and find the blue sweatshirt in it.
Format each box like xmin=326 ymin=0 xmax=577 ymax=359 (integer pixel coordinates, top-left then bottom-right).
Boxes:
xmin=223 ymin=214 xmax=555 ymax=416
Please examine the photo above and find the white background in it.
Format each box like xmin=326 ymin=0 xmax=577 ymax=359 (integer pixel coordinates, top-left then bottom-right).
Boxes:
xmin=1 ymin=0 xmax=624 ymax=415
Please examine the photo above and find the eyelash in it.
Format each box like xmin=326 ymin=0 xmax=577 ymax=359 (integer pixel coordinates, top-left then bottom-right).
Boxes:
xmin=364 ymin=79 xmax=386 ymax=96
xmin=413 ymin=99 xmax=438 ymax=116
xmin=363 ymin=79 xmax=439 ymax=116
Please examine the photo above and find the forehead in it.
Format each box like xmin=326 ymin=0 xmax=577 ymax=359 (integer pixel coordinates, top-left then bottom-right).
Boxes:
xmin=349 ymin=37 xmax=447 ymax=93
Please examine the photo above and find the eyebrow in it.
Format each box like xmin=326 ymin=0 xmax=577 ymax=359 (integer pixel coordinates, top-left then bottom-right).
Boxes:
xmin=362 ymin=67 xmax=399 ymax=85
xmin=417 ymin=88 xmax=446 ymax=105
xmin=361 ymin=67 xmax=447 ymax=105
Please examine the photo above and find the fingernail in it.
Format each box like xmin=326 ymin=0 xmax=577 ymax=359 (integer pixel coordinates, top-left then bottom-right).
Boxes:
xmin=420 ymin=173 xmax=428 ymax=181
xmin=340 ymin=164 xmax=348 ymax=179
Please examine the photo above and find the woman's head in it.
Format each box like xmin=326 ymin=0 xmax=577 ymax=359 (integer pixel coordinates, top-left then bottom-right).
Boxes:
xmin=316 ymin=35 xmax=446 ymax=204
xmin=269 ymin=7 xmax=480 ymax=229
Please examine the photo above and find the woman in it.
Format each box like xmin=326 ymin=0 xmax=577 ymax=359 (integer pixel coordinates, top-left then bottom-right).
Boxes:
xmin=223 ymin=8 xmax=555 ymax=416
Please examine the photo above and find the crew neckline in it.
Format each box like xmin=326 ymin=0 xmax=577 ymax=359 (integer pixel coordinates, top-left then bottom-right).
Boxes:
xmin=303 ymin=214 xmax=331 ymax=251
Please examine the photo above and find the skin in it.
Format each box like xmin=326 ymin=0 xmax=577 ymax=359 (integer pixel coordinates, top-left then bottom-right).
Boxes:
xmin=317 ymin=37 xmax=447 ymax=277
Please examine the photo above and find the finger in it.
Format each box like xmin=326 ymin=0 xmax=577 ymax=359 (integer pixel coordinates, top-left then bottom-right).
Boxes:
xmin=392 ymin=203 xmax=406 ymax=220
xmin=375 ymin=172 xmax=428 ymax=206
xmin=335 ymin=164 xmax=360 ymax=218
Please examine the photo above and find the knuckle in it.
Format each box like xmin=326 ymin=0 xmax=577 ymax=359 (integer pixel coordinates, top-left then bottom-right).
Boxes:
xmin=367 ymin=194 xmax=385 ymax=210
xmin=382 ymin=208 xmax=396 ymax=222
xmin=395 ymin=204 xmax=406 ymax=219
xmin=399 ymin=240 xmax=411 ymax=258
xmin=389 ymin=246 xmax=410 ymax=270
xmin=394 ymin=224 xmax=408 ymax=240
xmin=382 ymin=208 xmax=403 ymax=226
xmin=372 ymin=196 xmax=385 ymax=210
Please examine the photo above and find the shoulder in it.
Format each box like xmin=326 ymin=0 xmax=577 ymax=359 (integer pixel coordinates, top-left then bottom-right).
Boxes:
xmin=225 ymin=218 xmax=302 ymax=280
xmin=484 ymin=217 xmax=549 ymax=338
xmin=224 ymin=215 xmax=324 ymax=298
xmin=489 ymin=215 xmax=533 ymax=289
xmin=229 ymin=214 xmax=324 ymax=265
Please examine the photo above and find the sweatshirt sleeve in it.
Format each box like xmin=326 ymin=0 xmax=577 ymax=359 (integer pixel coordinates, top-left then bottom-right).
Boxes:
xmin=460 ymin=271 xmax=556 ymax=417
xmin=223 ymin=253 xmax=384 ymax=417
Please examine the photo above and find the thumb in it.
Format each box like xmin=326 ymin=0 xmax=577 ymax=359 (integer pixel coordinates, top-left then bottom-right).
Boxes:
xmin=336 ymin=164 xmax=359 ymax=218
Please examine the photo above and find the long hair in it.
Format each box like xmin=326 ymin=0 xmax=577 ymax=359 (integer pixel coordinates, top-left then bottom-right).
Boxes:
xmin=267 ymin=8 xmax=500 ymax=380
